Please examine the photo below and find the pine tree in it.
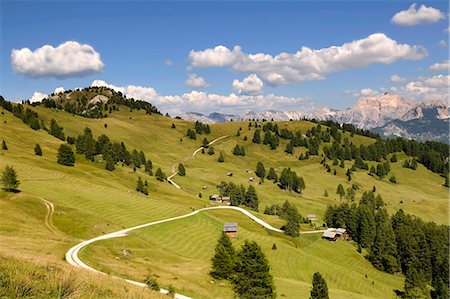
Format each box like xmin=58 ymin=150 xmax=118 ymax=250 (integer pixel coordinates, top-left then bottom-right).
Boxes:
xmin=232 ymin=241 xmax=275 ymax=299
xmin=357 ymin=205 xmax=376 ymax=249
xmin=310 ymin=272 xmax=329 ymax=299
xmin=368 ymin=209 xmax=399 ymax=273
xmin=34 ymin=143 xmax=42 ymax=156
xmin=218 ymin=152 xmax=224 ymax=162
xmin=155 ymin=168 xmax=166 ymax=181
xmin=136 ymin=177 xmax=145 ymax=193
xmin=57 ymin=144 xmax=75 ymax=166
xmin=1 ymin=165 xmax=20 ymax=191
xmin=1 ymin=140 xmax=7 ymax=150
xmin=105 ymin=154 xmax=115 ymax=171
xmin=202 ymin=137 xmax=209 ymax=148
xmin=336 ymin=184 xmax=345 ymax=201
xmin=369 ymin=165 xmax=376 ymax=175
xmin=252 ymin=129 xmax=261 ymax=144
xmin=285 ymin=142 xmax=294 ymax=154
xmin=245 ymin=185 xmax=259 ymax=211
xmin=389 ymin=175 xmax=397 ymax=184
xmin=324 ymin=190 xmax=329 ymax=197
xmin=410 ymin=158 xmax=418 ymax=170
xmin=267 ymin=167 xmax=278 ymax=182
xmin=171 ymin=123 xmax=176 ymax=129
xmin=145 ymin=159 xmax=153 ymax=175
xmin=255 ymin=161 xmax=266 ymax=179
xmin=210 ymin=232 xmax=236 ymax=280
xmin=208 ymin=146 xmax=215 ymax=155
xmin=404 ymin=267 xmax=428 ymax=299
xmin=178 ymin=163 xmax=186 ymax=176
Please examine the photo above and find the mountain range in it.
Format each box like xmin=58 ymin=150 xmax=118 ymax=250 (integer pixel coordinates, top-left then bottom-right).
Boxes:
xmin=179 ymin=94 xmax=449 ymax=142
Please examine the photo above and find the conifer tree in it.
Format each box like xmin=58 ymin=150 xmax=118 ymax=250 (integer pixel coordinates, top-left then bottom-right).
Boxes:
xmin=1 ymin=165 xmax=20 ymax=192
xmin=210 ymin=232 xmax=236 ymax=280
xmin=178 ymin=163 xmax=186 ymax=176
xmin=202 ymin=137 xmax=209 ymax=148
xmin=310 ymin=272 xmax=329 ymax=299
xmin=105 ymin=154 xmax=115 ymax=171
xmin=266 ymin=167 xmax=278 ymax=182
xmin=1 ymin=140 xmax=7 ymax=150
xmin=136 ymin=177 xmax=145 ymax=193
xmin=255 ymin=161 xmax=266 ymax=179
xmin=208 ymin=146 xmax=215 ymax=155
xmin=389 ymin=175 xmax=397 ymax=184
xmin=245 ymin=185 xmax=259 ymax=211
xmin=232 ymin=241 xmax=275 ymax=299
xmin=145 ymin=159 xmax=153 ymax=175
xmin=368 ymin=209 xmax=399 ymax=273
xmin=336 ymin=184 xmax=345 ymax=201
xmin=285 ymin=142 xmax=294 ymax=154
xmin=218 ymin=152 xmax=224 ymax=163
xmin=155 ymin=168 xmax=166 ymax=181
xmin=57 ymin=144 xmax=75 ymax=166
xmin=34 ymin=143 xmax=42 ymax=156
xmin=252 ymin=129 xmax=261 ymax=144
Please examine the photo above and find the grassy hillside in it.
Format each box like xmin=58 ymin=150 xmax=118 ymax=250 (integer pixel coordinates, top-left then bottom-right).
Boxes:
xmin=0 ymin=94 xmax=447 ymax=298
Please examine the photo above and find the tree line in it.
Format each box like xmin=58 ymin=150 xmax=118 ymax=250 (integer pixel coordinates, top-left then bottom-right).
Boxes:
xmin=324 ymin=191 xmax=449 ymax=298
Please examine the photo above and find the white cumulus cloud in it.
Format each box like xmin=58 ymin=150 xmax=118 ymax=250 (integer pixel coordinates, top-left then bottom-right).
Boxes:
xmin=391 ymin=3 xmax=445 ymax=26
xmin=184 ymin=74 xmax=209 ymax=89
xmin=189 ymin=33 xmax=427 ymax=86
xmin=29 ymin=92 xmax=48 ymax=103
xmin=54 ymin=87 xmax=65 ymax=94
xmin=89 ymin=79 xmax=310 ymax=115
xmin=11 ymin=41 xmax=104 ymax=79
xmin=429 ymin=60 xmax=450 ymax=71
xmin=232 ymin=74 xmax=264 ymax=95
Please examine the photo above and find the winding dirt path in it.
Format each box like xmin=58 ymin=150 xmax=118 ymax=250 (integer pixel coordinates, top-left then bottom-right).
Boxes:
xmin=40 ymin=198 xmax=59 ymax=235
xmin=167 ymin=135 xmax=229 ymax=189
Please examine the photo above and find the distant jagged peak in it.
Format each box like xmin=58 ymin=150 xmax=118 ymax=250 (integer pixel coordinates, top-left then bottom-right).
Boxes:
xmin=353 ymin=93 xmax=415 ymax=109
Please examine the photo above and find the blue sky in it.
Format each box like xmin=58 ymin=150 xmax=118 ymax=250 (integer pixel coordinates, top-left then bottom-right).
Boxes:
xmin=1 ymin=1 xmax=449 ymax=115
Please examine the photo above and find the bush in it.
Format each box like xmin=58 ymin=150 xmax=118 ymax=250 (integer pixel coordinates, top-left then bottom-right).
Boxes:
xmin=34 ymin=144 xmax=42 ymax=156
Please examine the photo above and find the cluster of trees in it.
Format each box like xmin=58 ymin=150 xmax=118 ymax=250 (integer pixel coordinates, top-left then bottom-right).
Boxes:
xmin=1 ymin=165 xmax=20 ymax=192
xmin=324 ymin=191 xmax=449 ymax=298
xmin=186 ymin=128 xmax=197 ymax=140
xmin=217 ymin=182 xmax=259 ymax=210
xmin=264 ymin=200 xmax=304 ymax=236
xmin=279 ymin=168 xmax=305 ymax=193
xmin=136 ymin=177 xmax=149 ymax=195
xmin=73 ymin=127 xmax=153 ymax=173
xmin=232 ymin=145 xmax=245 ymax=156
xmin=38 ymin=86 xmax=161 ymax=118
xmin=49 ymin=119 xmax=65 ymax=141
xmin=0 ymin=98 xmax=40 ymax=130
xmin=194 ymin=121 xmax=211 ymax=134
xmin=402 ymin=158 xmax=418 ymax=170
xmin=368 ymin=161 xmax=390 ymax=179
xmin=210 ymin=233 xmax=275 ymax=298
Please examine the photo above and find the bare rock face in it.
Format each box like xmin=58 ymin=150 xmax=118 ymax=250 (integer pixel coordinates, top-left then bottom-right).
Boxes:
xmin=334 ymin=94 xmax=416 ymax=129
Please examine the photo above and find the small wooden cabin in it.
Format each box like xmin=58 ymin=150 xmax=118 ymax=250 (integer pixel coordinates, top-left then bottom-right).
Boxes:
xmin=322 ymin=230 xmax=337 ymax=242
xmin=224 ymin=222 xmax=238 ymax=238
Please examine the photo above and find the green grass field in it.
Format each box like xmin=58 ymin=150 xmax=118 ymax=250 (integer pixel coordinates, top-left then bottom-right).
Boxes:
xmin=0 ymin=101 xmax=447 ymax=298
